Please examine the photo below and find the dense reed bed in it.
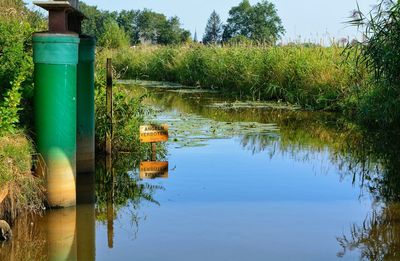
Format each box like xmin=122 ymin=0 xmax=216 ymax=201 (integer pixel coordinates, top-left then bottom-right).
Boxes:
xmin=99 ymin=44 xmax=369 ymax=111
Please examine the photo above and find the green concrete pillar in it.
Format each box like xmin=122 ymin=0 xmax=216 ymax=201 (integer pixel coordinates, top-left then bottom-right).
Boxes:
xmin=77 ymin=36 xmax=96 ymax=174
xmin=33 ymin=33 xmax=80 ymax=208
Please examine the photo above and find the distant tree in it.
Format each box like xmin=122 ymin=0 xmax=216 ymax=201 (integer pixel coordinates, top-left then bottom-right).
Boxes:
xmin=136 ymin=9 xmax=166 ymax=44
xmin=222 ymin=0 xmax=252 ymax=42
xmin=117 ymin=10 xmax=140 ymax=44
xmin=80 ymin=3 xmax=190 ymax=46
xmin=203 ymin=10 xmax=223 ymax=44
xmin=181 ymin=30 xmax=192 ymax=43
xmin=98 ymin=19 xmax=130 ymax=48
xmin=158 ymin=16 xmax=191 ymax=44
xmin=80 ymin=3 xmax=117 ymax=39
xmin=193 ymin=30 xmax=198 ymax=42
xmin=223 ymin=0 xmax=284 ymax=44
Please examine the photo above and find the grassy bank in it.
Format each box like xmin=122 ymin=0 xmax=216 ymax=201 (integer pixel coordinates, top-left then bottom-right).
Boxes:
xmin=100 ymin=44 xmax=368 ymax=111
xmin=0 ymin=133 xmax=45 ymax=222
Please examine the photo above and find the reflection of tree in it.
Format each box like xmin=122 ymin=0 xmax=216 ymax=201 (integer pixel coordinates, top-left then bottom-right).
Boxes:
xmin=337 ymin=204 xmax=400 ymax=261
xmin=336 ymin=130 xmax=400 ymax=203
xmin=240 ymin=133 xmax=278 ymax=155
xmin=236 ymin=116 xmax=400 ymax=261
xmin=334 ymin=130 xmax=400 ymax=260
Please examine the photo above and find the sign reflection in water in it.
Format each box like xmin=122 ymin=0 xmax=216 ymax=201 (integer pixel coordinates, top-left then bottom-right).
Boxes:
xmin=140 ymin=161 xmax=169 ymax=179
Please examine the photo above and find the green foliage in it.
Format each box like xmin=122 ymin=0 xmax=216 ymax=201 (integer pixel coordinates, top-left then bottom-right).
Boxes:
xmin=158 ymin=16 xmax=191 ymax=45
xmin=95 ymin=155 xmax=163 ymax=224
xmin=94 ymin=59 xmax=149 ymax=152
xmin=98 ymin=19 xmax=130 ymax=49
xmin=0 ymin=134 xmax=45 ymax=219
xmin=80 ymin=2 xmax=118 ymax=40
xmin=117 ymin=9 xmax=141 ymax=44
xmin=81 ymin=2 xmax=191 ymax=46
xmin=104 ymin=44 xmax=365 ymax=111
xmin=222 ymin=0 xmax=285 ymax=44
xmin=203 ymin=10 xmax=223 ymax=44
xmin=0 ymin=0 xmax=43 ymax=134
xmin=225 ymin=35 xmax=254 ymax=46
xmin=346 ymin=0 xmax=400 ymax=127
xmin=0 ymin=73 xmax=26 ymax=134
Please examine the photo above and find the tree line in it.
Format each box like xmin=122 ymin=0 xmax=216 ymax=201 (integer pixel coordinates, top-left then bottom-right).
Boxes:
xmin=80 ymin=3 xmax=191 ymax=47
xmin=80 ymin=0 xmax=284 ymax=47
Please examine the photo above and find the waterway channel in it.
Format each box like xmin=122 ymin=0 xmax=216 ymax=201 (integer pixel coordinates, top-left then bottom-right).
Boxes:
xmin=1 ymin=81 xmax=400 ymax=261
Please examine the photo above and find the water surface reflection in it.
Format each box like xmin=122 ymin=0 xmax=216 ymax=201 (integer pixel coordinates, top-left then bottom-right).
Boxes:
xmin=3 ymin=83 xmax=400 ymax=260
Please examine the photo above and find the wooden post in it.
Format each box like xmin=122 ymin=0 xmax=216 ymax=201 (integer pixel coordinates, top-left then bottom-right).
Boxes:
xmin=151 ymin=142 xmax=156 ymax=161
xmin=106 ymin=58 xmax=113 ymax=155
xmin=106 ymin=154 xmax=114 ymax=248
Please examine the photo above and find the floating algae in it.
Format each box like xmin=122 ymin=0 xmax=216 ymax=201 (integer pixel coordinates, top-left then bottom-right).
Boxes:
xmin=207 ymin=101 xmax=301 ymax=111
xmin=118 ymin=80 xmax=194 ymax=90
xmin=146 ymin=110 xmax=279 ymax=148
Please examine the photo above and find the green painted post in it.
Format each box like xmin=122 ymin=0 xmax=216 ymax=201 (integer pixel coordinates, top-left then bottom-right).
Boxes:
xmin=77 ymin=36 xmax=96 ymax=174
xmin=33 ymin=33 xmax=80 ymax=208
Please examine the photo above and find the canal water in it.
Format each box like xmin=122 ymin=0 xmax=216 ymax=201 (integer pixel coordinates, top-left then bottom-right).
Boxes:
xmin=2 ymin=81 xmax=400 ymax=260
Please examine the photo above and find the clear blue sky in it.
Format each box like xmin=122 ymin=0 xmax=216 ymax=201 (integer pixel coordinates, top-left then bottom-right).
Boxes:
xmin=28 ymin=0 xmax=377 ymax=42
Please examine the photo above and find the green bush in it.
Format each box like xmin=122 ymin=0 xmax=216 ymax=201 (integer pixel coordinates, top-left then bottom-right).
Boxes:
xmin=0 ymin=1 xmax=45 ymax=134
xmin=98 ymin=19 xmax=130 ymax=49
xmin=94 ymin=61 xmax=149 ymax=153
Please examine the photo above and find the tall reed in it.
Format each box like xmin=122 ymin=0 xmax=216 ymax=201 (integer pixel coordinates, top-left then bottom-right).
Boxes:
xmin=98 ymin=44 xmax=367 ymax=111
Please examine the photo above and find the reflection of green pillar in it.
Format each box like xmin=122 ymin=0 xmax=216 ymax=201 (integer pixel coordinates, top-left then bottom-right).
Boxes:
xmin=77 ymin=36 xmax=96 ymax=174
xmin=77 ymin=204 xmax=96 ymax=261
xmin=33 ymin=33 xmax=80 ymax=208
xmin=46 ymin=207 xmax=77 ymax=261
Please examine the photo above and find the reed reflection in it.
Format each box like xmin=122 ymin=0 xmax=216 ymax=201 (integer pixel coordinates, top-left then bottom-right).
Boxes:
xmin=95 ymin=153 xmax=164 ymax=245
xmin=0 ymin=213 xmax=47 ymax=260
xmin=337 ymin=203 xmax=400 ymax=260
xmin=138 ymin=84 xmax=400 ymax=259
xmin=336 ymin=130 xmax=400 ymax=260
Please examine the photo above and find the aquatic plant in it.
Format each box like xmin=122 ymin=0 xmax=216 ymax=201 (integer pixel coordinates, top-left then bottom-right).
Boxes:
xmin=94 ymin=60 xmax=152 ymax=154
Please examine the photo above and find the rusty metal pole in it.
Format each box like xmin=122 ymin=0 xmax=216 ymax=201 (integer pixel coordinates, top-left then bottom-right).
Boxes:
xmin=106 ymin=58 xmax=113 ymax=155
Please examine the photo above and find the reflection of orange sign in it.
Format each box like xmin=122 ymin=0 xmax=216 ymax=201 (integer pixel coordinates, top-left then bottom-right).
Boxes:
xmin=140 ymin=124 xmax=169 ymax=143
xmin=140 ymin=162 xmax=169 ymax=179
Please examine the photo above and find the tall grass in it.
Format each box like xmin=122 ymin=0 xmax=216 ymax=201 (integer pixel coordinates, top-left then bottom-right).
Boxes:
xmin=346 ymin=0 xmax=400 ymax=127
xmin=99 ymin=44 xmax=368 ymax=111
xmin=94 ymin=59 xmax=158 ymax=155
xmin=0 ymin=133 xmax=45 ymax=222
